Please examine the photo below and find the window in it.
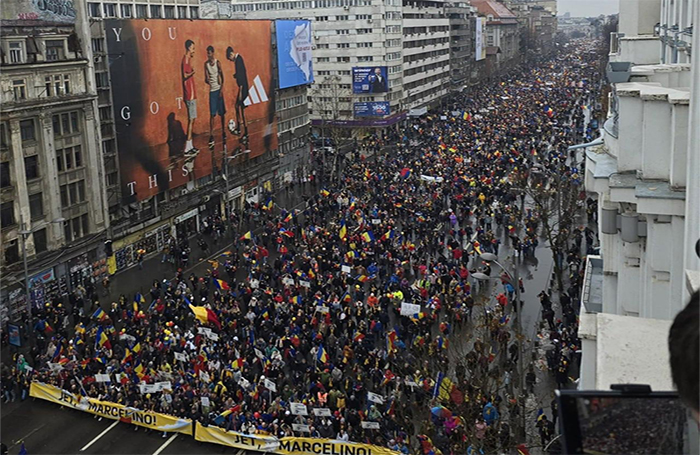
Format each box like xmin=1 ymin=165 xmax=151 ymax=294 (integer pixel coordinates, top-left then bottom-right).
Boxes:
xmin=102 ymin=139 xmax=115 ymax=155
xmin=60 ymin=184 xmax=68 ymax=206
xmin=9 ymin=41 xmax=24 ymax=64
xmin=107 ymin=172 xmax=118 ymax=186
xmin=103 ymin=3 xmax=116 ymax=17
xmin=99 ymin=106 xmax=112 ymax=122
xmin=29 ymin=193 xmax=44 ymax=221
xmin=1 ymin=202 xmax=15 ymax=228
xmin=0 ymin=124 xmax=8 ymax=149
xmin=337 ymin=29 xmax=349 ymax=35
xmin=177 ymin=6 xmax=187 ymax=18
xmin=95 ymin=72 xmax=108 ymax=88
xmin=4 ymin=240 xmax=19 ymax=264
xmin=164 ymin=6 xmax=175 ymax=18
xmin=53 ymin=111 xmax=80 ymax=136
xmin=63 ymin=74 xmax=71 ymax=94
xmin=121 ymin=4 xmax=132 ymax=17
xmin=136 ymin=4 xmax=147 ymax=18
xmin=357 ymin=56 xmax=374 ymax=62
xmin=149 ymin=4 xmax=161 ymax=17
xmin=64 ymin=214 xmax=89 ymax=241
xmin=337 ymin=56 xmax=350 ymax=62
xmin=358 ymin=42 xmax=373 ymax=47
xmin=336 ymin=15 xmax=348 ymax=20
xmin=60 ymin=180 xmax=86 ymax=206
xmin=56 ymin=148 xmax=64 ymax=172
xmin=357 ymin=28 xmax=372 ymax=34
xmin=33 ymin=228 xmax=47 ymax=253
xmin=0 ymin=162 xmax=10 ymax=188
xmin=74 ymin=145 xmax=82 ymax=167
xmin=88 ymin=2 xmax=101 ymax=17
xmin=316 ymin=16 xmax=328 ymax=21
xmin=337 ymin=43 xmax=350 ymax=48
xmin=190 ymin=6 xmax=199 ymax=18
xmin=356 ymin=14 xmax=371 ymax=19
xmin=317 ymin=44 xmax=329 ymax=49
xmin=317 ymin=57 xmax=330 ymax=62
xmin=12 ymin=79 xmax=26 ymax=101
xmin=45 ymin=40 xmax=65 ymax=61
xmin=20 ymin=119 xmax=35 ymax=142
xmin=25 ymin=156 xmax=39 ymax=180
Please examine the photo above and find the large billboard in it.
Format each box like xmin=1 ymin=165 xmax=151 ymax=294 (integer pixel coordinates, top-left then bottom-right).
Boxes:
xmin=276 ymin=20 xmax=314 ymax=89
xmin=475 ymin=17 xmax=486 ymax=61
xmin=2 ymin=0 xmax=76 ymax=23
xmin=352 ymin=67 xmax=388 ymax=94
xmin=354 ymin=102 xmax=390 ymax=117
xmin=105 ymin=20 xmax=277 ymax=202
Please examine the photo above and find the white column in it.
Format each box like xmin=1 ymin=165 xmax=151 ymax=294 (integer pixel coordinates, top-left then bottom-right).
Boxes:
xmin=82 ymin=104 xmax=108 ymax=231
xmin=39 ymin=113 xmax=64 ymax=249
xmin=9 ymin=119 xmax=35 ymax=255
xmin=682 ymin=1 xmax=700 ymax=290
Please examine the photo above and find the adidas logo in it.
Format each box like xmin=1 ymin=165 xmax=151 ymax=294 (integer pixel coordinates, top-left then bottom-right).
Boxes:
xmin=243 ymin=75 xmax=268 ymax=106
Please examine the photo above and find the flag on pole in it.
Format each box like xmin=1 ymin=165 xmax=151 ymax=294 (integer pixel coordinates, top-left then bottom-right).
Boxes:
xmin=214 ymin=279 xmax=230 ymax=291
xmin=92 ymin=307 xmax=107 ymax=321
xmin=189 ymin=304 xmax=222 ymax=330
xmin=240 ymin=231 xmax=252 ymax=240
xmin=317 ymin=345 xmax=329 ymax=363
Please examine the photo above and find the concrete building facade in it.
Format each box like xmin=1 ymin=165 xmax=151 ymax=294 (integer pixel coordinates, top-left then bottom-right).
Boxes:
xmin=580 ymin=0 xmax=698 ymax=391
xmin=1 ymin=2 xmax=109 ymax=321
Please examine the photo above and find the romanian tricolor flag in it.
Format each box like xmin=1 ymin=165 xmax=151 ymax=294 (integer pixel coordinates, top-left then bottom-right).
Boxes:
xmin=361 ymin=231 xmax=375 ymax=243
xmin=317 ymin=345 xmax=329 ymax=363
xmin=387 ymin=330 xmax=398 ymax=352
xmin=283 ymin=212 xmax=293 ymax=223
xmin=189 ymin=304 xmax=222 ymax=330
xmin=292 ymin=295 xmax=303 ymax=305
xmin=463 ymin=112 xmax=471 ymax=121
xmin=214 ymin=279 xmax=230 ymax=291
xmin=448 ymin=147 xmax=457 ymax=153
xmin=96 ymin=327 xmax=111 ymax=349
xmin=341 ymin=291 xmax=352 ymax=303
xmin=240 ymin=231 xmax=252 ymax=240
xmin=279 ymin=228 xmax=294 ymax=238
xmin=382 ymin=229 xmax=394 ymax=241
xmin=262 ymin=198 xmax=274 ymax=211
xmin=353 ymin=332 xmax=365 ymax=342
xmin=400 ymin=168 xmax=411 ymax=179
xmin=339 ymin=220 xmax=347 ymax=241
xmin=92 ymin=307 xmax=107 ymax=321
xmin=364 ymin=169 xmax=371 ymax=179
xmin=472 ymin=241 xmax=483 ymax=255
xmin=356 ymin=275 xmax=369 ymax=283
xmin=231 ymin=358 xmax=244 ymax=370
xmin=320 ymin=189 xmax=330 ymax=197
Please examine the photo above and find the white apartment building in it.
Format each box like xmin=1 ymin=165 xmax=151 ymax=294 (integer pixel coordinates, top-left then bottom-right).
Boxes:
xmin=580 ymin=0 xmax=698 ymax=392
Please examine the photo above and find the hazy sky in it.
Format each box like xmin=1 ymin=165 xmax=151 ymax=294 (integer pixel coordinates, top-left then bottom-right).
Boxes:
xmin=558 ymin=0 xmax=619 ymax=17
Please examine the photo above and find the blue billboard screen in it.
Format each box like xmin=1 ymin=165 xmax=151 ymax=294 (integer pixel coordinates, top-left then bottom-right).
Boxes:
xmin=276 ymin=20 xmax=314 ymax=89
xmin=352 ymin=67 xmax=388 ymax=94
xmin=354 ymin=102 xmax=391 ymax=117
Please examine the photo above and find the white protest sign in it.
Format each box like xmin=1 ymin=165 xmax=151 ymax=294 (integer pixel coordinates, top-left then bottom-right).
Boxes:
xmin=250 ymin=279 xmax=260 ymax=289
xmin=119 ymin=333 xmax=136 ymax=344
xmin=255 ymin=348 xmax=265 ymax=360
xmin=361 ymin=421 xmax=381 ymax=429
xmin=139 ymin=383 xmax=159 ymax=394
xmin=372 ymin=219 xmax=381 ymax=225
xmin=198 ymin=327 xmax=212 ymax=336
xmin=299 ymin=280 xmax=311 ymax=288
xmin=341 ymin=265 xmax=352 ymax=274
xmin=290 ymin=402 xmax=308 ymax=415
xmin=155 ymin=381 xmax=172 ymax=391
xmin=367 ymin=392 xmax=384 ymax=404
xmin=292 ymin=424 xmax=310 ymax=432
xmin=199 ymin=370 xmax=210 ymax=382
xmin=95 ymin=373 xmax=111 ymax=383
xmin=165 ymin=393 xmax=172 ymax=403
xmin=313 ymin=408 xmax=332 ymax=417
xmin=206 ymin=331 xmax=219 ymax=341
xmin=263 ymin=378 xmax=277 ymax=392
xmin=282 ymin=277 xmax=295 ymax=286
xmin=48 ymin=362 xmax=63 ymax=372
xmin=405 ymin=380 xmax=418 ymax=388
xmin=400 ymin=302 xmax=422 ymax=317
xmin=420 ymin=175 xmax=445 ymax=183
xmin=440 ymin=115 xmax=447 ymax=120
xmin=238 ymin=377 xmax=251 ymax=388
xmin=201 ymin=396 xmax=210 ymax=407
xmin=174 ymin=352 xmax=187 ymax=362
xmin=316 ymin=305 xmax=329 ymax=314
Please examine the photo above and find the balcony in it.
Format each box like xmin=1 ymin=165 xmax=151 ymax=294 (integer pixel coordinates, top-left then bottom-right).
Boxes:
xmin=581 ymin=255 xmax=603 ymax=313
xmin=610 ymin=36 xmax=661 ymax=65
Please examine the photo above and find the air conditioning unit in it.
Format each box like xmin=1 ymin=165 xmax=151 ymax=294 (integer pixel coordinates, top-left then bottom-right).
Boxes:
xmin=94 ymin=55 xmax=103 ymax=63
xmin=344 ymin=5 xmax=349 ymax=10
xmin=312 ymin=45 xmax=317 ymax=50
xmin=368 ymin=19 xmax=373 ymax=23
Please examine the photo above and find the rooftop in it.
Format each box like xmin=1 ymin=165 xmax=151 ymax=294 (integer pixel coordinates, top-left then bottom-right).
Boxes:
xmin=471 ymin=0 xmax=517 ymax=19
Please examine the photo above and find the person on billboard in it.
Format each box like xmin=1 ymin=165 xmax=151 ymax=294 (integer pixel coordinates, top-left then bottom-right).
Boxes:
xmin=369 ymin=67 xmax=387 ymax=93
xmin=226 ymin=46 xmax=249 ymax=144
xmin=182 ymin=39 xmax=199 ymax=158
xmin=205 ymin=45 xmax=226 ymax=150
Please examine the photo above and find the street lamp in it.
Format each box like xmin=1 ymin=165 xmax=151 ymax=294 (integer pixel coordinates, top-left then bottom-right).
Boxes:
xmin=19 ymin=217 xmax=65 ymax=317
xmin=473 ymin=251 xmax=527 ymax=442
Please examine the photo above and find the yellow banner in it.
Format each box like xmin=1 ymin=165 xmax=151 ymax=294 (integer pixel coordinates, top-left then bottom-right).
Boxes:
xmin=194 ymin=423 xmax=399 ymax=455
xmin=30 ymin=382 xmax=192 ymax=435
xmin=195 ymin=422 xmax=279 ymax=451
xmin=277 ymin=438 xmax=400 ymax=455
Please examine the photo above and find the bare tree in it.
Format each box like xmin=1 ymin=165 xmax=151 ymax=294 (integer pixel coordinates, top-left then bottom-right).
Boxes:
xmin=311 ymin=76 xmax=353 ymax=183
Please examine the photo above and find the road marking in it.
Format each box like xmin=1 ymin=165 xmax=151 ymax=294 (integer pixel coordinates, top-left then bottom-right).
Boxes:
xmin=11 ymin=425 xmax=45 ymax=449
xmin=152 ymin=434 xmax=178 ymax=455
xmin=80 ymin=420 xmax=119 ymax=452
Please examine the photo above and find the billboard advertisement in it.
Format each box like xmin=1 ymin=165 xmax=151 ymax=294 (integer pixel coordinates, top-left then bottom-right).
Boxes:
xmin=352 ymin=67 xmax=388 ymax=94
xmin=354 ymin=102 xmax=390 ymax=117
xmin=2 ymin=0 xmax=76 ymax=23
xmin=105 ymin=20 xmax=277 ymax=202
xmin=475 ymin=17 xmax=486 ymax=61
xmin=276 ymin=20 xmax=314 ymax=89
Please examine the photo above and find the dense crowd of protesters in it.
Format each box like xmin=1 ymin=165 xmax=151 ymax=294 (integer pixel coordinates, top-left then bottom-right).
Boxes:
xmin=2 ymin=38 xmax=603 ymax=454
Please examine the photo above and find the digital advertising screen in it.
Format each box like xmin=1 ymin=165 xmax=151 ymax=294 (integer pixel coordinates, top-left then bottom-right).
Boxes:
xmin=105 ymin=19 xmax=277 ymax=202
xmin=352 ymin=66 xmax=388 ymax=94
xmin=276 ymin=20 xmax=314 ymax=89
xmin=353 ymin=102 xmax=391 ymax=117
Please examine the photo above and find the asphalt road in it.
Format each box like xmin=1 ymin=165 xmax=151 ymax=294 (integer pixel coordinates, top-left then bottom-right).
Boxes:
xmin=1 ymin=398 xmax=245 ymax=455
